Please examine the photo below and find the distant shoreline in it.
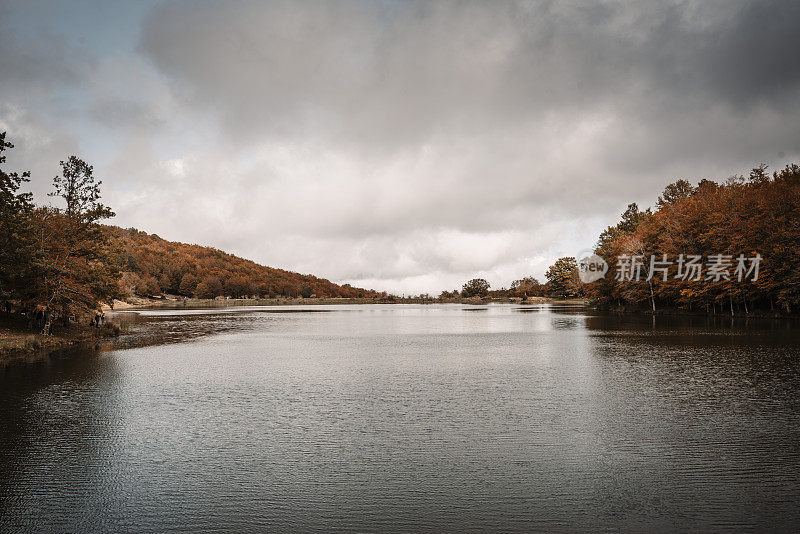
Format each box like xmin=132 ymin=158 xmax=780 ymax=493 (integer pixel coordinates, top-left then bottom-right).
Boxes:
xmin=106 ymin=295 xmax=585 ymax=310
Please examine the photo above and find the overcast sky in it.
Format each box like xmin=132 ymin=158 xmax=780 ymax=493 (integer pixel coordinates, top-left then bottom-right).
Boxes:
xmin=1 ymin=0 xmax=798 ymax=294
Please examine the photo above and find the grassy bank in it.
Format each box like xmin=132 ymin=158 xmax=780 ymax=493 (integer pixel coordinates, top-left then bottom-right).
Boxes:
xmin=0 ymin=315 xmax=120 ymax=366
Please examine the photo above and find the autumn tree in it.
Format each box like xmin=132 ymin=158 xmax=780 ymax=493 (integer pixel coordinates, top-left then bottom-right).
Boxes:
xmin=51 ymin=156 xmax=113 ymax=221
xmin=178 ymin=273 xmax=197 ymax=296
xmin=0 ymin=132 xmax=37 ymax=301
xmin=510 ymin=276 xmax=543 ymax=298
xmin=461 ymin=278 xmax=490 ymax=298
xmin=545 ymin=257 xmax=580 ymax=298
xmin=195 ymin=277 xmax=223 ymax=299
xmin=617 ymin=203 xmax=650 ymax=233
xmin=35 ymin=156 xmax=120 ymax=322
xmin=656 ymin=179 xmax=696 ymax=208
xmin=224 ymin=275 xmax=254 ymax=298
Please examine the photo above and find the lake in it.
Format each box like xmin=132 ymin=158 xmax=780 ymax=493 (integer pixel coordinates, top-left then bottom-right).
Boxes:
xmin=1 ymin=304 xmax=799 ymax=532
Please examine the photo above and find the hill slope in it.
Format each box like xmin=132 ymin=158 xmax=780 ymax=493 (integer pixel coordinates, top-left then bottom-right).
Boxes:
xmin=104 ymin=226 xmax=383 ymax=299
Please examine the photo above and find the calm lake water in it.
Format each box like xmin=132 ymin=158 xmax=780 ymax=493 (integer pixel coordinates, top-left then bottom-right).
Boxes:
xmin=1 ymin=304 xmax=799 ymax=532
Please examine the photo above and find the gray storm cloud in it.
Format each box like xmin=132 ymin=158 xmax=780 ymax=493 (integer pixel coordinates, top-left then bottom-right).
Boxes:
xmin=1 ymin=0 xmax=799 ymax=293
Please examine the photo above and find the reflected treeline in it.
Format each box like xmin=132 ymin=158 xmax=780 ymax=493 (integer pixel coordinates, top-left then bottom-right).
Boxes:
xmin=583 ymin=311 xmax=797 ymax=338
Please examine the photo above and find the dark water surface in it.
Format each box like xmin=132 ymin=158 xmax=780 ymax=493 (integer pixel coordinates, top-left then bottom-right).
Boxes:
xmin=1 ymin=304 xmax=799 ymax=532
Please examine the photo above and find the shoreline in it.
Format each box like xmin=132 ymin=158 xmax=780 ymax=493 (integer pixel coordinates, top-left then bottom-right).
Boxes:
xmin=0 ymin=318 xmax=120 ymax=367
xmin=106 ymin=295 xmax=567 ymax=310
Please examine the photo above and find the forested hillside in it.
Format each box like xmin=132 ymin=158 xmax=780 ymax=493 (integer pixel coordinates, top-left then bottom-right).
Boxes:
xmin=106 ymin=226 xmax=383 ymax=300
xmin=0 ymin=131 xmax=381 ymax=329
xmin=587 ymin=164 xmax=800 ymax=314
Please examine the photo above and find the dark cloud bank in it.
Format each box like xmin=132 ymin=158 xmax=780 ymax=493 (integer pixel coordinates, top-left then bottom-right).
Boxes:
xmin=1 ymin=0 xmax=798 ymax=293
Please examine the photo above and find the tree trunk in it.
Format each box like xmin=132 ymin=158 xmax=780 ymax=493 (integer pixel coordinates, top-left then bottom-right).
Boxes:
xmin=648 ymin=280 xmax=656 ymax=312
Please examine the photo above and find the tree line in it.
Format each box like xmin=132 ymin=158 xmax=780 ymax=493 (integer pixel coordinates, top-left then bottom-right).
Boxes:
xmin=0 ymin=133 xmax=120 ymax=328
xmin=586 ymin=165 xmax=799 ymax=314
xmin=443 ymin=164 xmax=799 ymax=313
xmin=444 ymin=260 xmax=581 ymax=301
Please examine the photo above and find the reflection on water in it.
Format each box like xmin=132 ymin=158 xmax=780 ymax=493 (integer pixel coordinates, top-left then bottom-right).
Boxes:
xmin=1 ymin=304 xmax=799 ymax=532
